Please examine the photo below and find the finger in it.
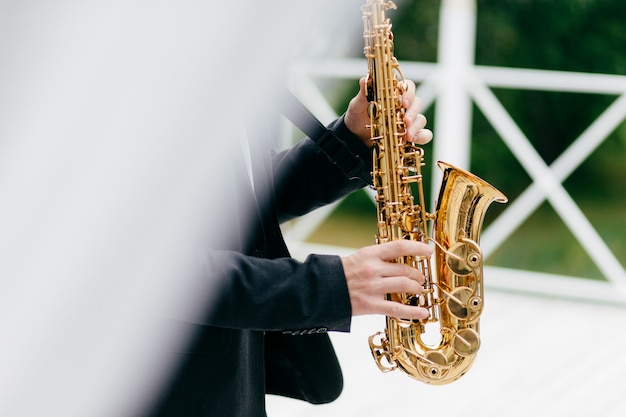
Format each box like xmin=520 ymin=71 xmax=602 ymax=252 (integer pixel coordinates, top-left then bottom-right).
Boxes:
xmin=345 ymin=77 xmax=374 ymax=143
xmin=352 ymin=76 xmax=369 ymax=111
xmin=379 ymin=262 xmax=426 ymax=284
xmin=408 ymin=127 xmax=433 ymax=145
xmin=359 ymin=76 xmax=368 ymax=97
xmin=403 ymin=96 xmax=423 ymax=124
xmin=373 ymin=240 xmax=433 ymax=262
xmin=406 ymin=113 xmax=430 ymax=142
xmin=377 ymin=276 xmax=424 ymax=294
xmin=401 ymin=80 xmax=416 ymax=108
xmin=372 ymin=299 xmax=429 ymax=320
xmin=412 ymin=112 xmax=427 ymax=130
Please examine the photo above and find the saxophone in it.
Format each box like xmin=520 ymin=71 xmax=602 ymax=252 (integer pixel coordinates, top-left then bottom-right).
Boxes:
xmin=363 ymin=0 xmax=508 ymax=385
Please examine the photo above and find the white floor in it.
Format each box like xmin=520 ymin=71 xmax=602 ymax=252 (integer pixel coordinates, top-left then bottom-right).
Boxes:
xmin=267 ymin=289 xmax=626 ymax=416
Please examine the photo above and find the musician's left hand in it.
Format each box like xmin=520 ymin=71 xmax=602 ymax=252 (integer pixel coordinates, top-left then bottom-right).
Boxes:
xmin=344 ymin=77 xmax=433 ymax=147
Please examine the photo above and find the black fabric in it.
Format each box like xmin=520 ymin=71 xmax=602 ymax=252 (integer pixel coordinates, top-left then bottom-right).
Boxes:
xmin=264 ymin=331 xmax=343 ymax=404
xmin=147 ymin=326 xmax=266 ymax=417
xmin=143 ymin=103 xmax=372 ymax=417
xmin=278 ymin=88 xmax=366 ymax=180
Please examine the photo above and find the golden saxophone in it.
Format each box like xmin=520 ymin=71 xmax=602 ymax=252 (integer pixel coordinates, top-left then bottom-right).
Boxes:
xmin=363 ymin=0 xmax=508 ymax=385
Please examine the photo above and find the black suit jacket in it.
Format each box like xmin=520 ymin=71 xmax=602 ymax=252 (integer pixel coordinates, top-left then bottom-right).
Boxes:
xmin=146 ymin=113 xmax=372 ymax=417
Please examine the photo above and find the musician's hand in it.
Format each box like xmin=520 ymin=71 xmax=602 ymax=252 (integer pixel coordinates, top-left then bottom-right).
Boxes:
xmin=341 ymin=240 xmax=432 ymax=320
xmin=401 ymin=79 xmax=433 ymax=145
xmin=343 ymin=77 xmax=371 ymax=143
xmin=344 ymin=77 xmax=433 ymax=147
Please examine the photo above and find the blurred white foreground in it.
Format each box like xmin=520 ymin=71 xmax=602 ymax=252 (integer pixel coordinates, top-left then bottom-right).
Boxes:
xmin=0 ymin=1 xmax=362 ymax=416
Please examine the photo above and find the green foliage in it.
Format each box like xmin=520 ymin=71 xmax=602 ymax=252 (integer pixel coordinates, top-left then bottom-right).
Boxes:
xmin=476 ymin=0 xmax=626 ymax=74
xmin=391 ymin=0 xmax=440 ymax=62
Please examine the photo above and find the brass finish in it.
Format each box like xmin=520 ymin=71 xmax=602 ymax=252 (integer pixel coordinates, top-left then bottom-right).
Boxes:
xmin=363 ymin=0 xmax=508 ymax=384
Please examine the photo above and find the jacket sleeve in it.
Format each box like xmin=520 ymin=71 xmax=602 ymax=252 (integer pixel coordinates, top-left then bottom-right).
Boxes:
xmin=201 ymin=250 xmax=352 ymax=333
xmin=272 ymin=115 xmax=373 ymax=223
xmin=182 ymin=115 xmax=367 ymax=333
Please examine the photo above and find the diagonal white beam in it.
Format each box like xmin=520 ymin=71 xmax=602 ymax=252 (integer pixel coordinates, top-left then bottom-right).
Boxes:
xmin=468 ymin=75 xmax=626 ymax=291
xmin=482 ymin=92 xmax=626 ymax=256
